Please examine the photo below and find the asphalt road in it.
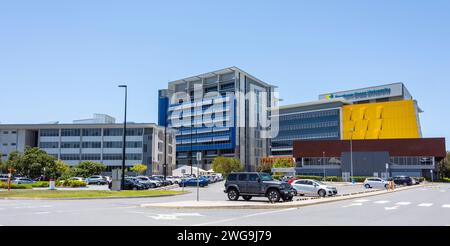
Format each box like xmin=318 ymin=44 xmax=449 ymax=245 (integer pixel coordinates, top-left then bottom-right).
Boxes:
xmin=0 ymin=182 xmax=448 ymax=226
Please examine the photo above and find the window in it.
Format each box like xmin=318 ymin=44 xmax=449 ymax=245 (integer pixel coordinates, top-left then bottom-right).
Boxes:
xmin=238 ymin=174 xmax=247 ymax=181
xmin=2 ymin=131 xmax=8 ymax=134
xmin=82 ymin=129 xmax=101 ymax=136
xmin=103 ymin=154 xmax=122 ymax=160
xmin=40 ymin=142 xmax=59 ymax=149
xmin=82 ymin=142 xmax=101 ymax=148
xmin=249 ymin=174 xmax=259 ymax=181
xmin=61 ymin=129 xmax=81 ymax=137
xmin=81 ymin=154 xmax=101 ymax=160
xmin=104 ymin=142 xmax=122 ymax=148
xmin=11 ymin=131 xmax=17 ymax=134
xmin=60 ymin=142 xmax=80 ymax=148
xmin=40 ymin=129 xmax=59 ymax=137
xmin=227 ymin=174 xmax=237 ymax=181
xmin=60 ymin=154 xmax=80 ymax=161
xmin=103 ymin=128 xmax=122 ymax=136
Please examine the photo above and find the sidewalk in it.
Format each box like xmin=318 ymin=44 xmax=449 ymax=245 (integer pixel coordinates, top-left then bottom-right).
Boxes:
xmin=141 ymin=184 xmax=424 ymax=210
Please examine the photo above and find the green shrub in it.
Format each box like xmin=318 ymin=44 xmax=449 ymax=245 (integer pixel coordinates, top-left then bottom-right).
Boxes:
xmin=0 ymin=181 xmax=32 ymax=189
xmin=349 ymin=176 xmax=370 ymax=183
xmin=30 ymin=181 xmax=50 ymax=188
xmin=57 ymin=180 xmax=87 ymax=187
xmin=441 ymin=177 xmax=450 ymax=183
xmin=295 ymin=175 xmax=324 ymax=180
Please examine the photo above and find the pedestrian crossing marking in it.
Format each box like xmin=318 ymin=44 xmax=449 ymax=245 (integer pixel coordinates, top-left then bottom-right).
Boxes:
xmin=418 ymin=203 xmax=433 ymax=207
xmin=396 ymin=202 xmax=411 ymax=206
xmin=442 ymin=204 xmax=450 ymax=208
xmin=374 ymin=201 xmax=390 ymax=204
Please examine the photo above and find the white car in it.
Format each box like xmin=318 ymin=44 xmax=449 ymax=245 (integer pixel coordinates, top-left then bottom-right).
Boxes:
xmin=291 ymin=179 xmax=338 ymax=197
xmin=136 ymin=176 xmax=159 ymax=188
xmin=166 ymin=176 xmax=182 ymax=184
xmin=363 ymin=177 xmax=389 ymax=189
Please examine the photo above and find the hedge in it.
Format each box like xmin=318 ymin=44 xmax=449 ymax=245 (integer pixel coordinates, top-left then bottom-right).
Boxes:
xmin=0 ymin=182 xmax=32 ymax=189
xmin=57 ymin=180 xmax=87 ymax=188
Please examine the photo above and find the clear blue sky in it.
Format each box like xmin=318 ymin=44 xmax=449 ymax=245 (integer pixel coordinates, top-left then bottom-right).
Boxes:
xmin=1 ymin=1 xmax=449 ymax=148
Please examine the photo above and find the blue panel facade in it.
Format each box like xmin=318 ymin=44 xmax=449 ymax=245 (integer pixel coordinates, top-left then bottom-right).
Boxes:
xmin=272 ymin=108 xmax=341 ymax=155
xmin=158 ymin=90 xmax=169 ymax=127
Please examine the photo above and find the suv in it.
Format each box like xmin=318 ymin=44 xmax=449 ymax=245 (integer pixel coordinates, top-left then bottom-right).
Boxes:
xmin=393 ymin=176 xmax=415 ymax=186
xmin=224 ymin=172 xmax=297 ymax=203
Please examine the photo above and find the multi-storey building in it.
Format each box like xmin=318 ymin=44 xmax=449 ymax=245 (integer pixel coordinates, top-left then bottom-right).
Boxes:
xmin=0 ymin=123 xmax=175 ymax=175
xmin=159 ymin=67 xmax=276 ymax=171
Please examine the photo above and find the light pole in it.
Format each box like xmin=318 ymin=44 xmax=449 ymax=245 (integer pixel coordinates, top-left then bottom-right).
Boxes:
xmin=118 ymin=85 xmax=127 ymax=190
xmin=163 ymin=124 xmax=167 ymax=181
xmin=350 ymin=130 xmax=354 ymax=184
xmin=323 ymin=151 xmax=326 ymax=181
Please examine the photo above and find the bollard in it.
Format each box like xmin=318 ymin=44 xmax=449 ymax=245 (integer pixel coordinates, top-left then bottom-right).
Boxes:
xmin=49 ymin=180 xmax=56 ymax=190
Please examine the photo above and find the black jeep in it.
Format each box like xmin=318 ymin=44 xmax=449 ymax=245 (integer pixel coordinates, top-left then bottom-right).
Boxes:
xmin=224 ymin=172 xmax=297 ymax=203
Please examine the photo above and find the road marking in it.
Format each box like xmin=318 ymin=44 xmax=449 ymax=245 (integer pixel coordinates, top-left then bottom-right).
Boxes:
xmin=193 ymin=208 xmax=297 ymax=226
xmin=33 ymin=212 xmax=51 ymax=215
xmin=374 ymin=201 xmax=390 ymax=204
xmin=384 ymin=206 xmax=399 ymax=211
xmin=343 ymin=203 xmax=363 ymax=208
xmin=396 ymin=202 xmax=411 ymax=206
xmin=354 ymin=199 xmax=370 ymax=203
xmin=442 ymin=204 xmax=450 ymax=208
xmin=418 ymin=203 xmax=433 ymax=207
xmin=146 ymin=213 xmax=203 ymax=221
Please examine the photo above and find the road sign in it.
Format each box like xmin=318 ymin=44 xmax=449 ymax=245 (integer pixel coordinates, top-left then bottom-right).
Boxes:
xmin=196 ymin=152 xmax=202 ymax=161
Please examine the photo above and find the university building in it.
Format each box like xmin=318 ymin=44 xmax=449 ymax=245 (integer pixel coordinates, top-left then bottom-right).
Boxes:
xmin=272 ymin=83 xmax=446 ymax=179
xmin=159 ymin=67 xmax=276 ymax=171
xmin=0 ymin=115 xmax=176 ymax=175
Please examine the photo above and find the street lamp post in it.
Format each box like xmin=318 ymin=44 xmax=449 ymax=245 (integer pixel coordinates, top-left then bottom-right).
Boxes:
xmin=163 ymin=124 xmax=167 ymax=181
xmin=118 ymin=85 xmax=127 ymax=190
xmin=350 ymin=130 xmax=354 ymax=184
xmin=323 ymin=151 xmax=326 ymax=181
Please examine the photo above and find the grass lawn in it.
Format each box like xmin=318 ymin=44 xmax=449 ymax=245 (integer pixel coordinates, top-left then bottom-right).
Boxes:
xmin=0 ymin=189 xmax=188 ymax=199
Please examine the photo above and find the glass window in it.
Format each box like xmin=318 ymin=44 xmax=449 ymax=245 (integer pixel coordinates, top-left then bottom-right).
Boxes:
xmin=61 ymin=129 xmax=81 ymax=137
xmin=238 ymin=174 xmax=247 ymax=181
xmin=249 ymin=174 xmax=259 ymax=181
xmin=81 ymin=142 xmax=101 ymax=148
xmin=82 ymin=129 xmax=101 ymax=136
xmin=40 ymin=129 xmax=59 ymax=137
xmin=60 ymin=142 xmax=80 ymax=148
xmin=40 ymin=142 xmax=59 ymax=148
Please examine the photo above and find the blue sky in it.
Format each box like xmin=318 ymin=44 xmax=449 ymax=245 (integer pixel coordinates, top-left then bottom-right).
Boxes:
xmin=1 ymin=0 xmax=449 ymax=148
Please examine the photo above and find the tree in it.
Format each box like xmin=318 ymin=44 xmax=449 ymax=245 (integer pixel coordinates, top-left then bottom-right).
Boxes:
xmin=0 ymin=152 xmax=4 ymax=173
xmin=8 ymin=147 xmax=57 ymax=179
xmin=272 ymin=158 xmax=294 ymax=168
xmin=71 ymin=161 xmax=106 ymax=178
xmin=44 ymin=160 xmax=71 ymax=179
xmin=438 ymin=152 xmax=450 ymax=179
xmin=130 ymin=164 xmax=147 ymax=175
xmin=212 ymin=157 xmax=243 ymax=178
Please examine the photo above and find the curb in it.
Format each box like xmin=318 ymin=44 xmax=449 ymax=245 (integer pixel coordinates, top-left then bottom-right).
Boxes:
xmin=140 ymin=184 xmax=424 ymax=210
xmin=0 ymin=191 xmax=190 ymax=201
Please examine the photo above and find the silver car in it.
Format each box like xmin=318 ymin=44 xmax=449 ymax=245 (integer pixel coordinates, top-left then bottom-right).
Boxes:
xmin=363 ymin=177 xmax=389 ymax=189
xmin=12 ymin=177 xmax=35 ymax=185
xmin=291 ymin=179 xmax=338 ymax=197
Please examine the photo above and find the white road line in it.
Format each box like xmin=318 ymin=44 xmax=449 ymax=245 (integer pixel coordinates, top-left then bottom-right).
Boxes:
xmin=33 ymin=212 xmax=51 ymax=215
xmin=354 ymin=199 xmax=370 ymax=203
xmin=384 ymin=206 xmax=399 ymax=211
xmin=342 ymin=203 xmax=363 ymax=208
xmin=193 ymin=208 xmax=297 ymax=226
xmin=374 ymin=201 xmax=390 ymax=204
xmin=442 ymin=204 xmax=450 ymax=208
xmin=396 ymin=202 xmax=411 ymax=206
xmin=418 ymin=203 xmax=433 ymax=207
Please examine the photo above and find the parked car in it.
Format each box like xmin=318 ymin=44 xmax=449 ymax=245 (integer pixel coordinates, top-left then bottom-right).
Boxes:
xmin=85 ymin=175 xmax=108 ymax=185
xmin=108 ymin=178 xmax=146 ymax=190
xmin=147 ymin=176 xmax=163 ymax=187
xmin=12 ymin=177 xmax=36 ymax=185
xmin=224 ymin=172 xmax=297 ymax=203
xmin=363 ymin=177 xmax=389 ymax=189
xmin=166 ymin=176 xmax=182 ymax=184
xmin=0 ymin=174 xmax=10 ymax=182
xmin=291 ymin=179 xmax=338 ymax=197
xmin=152 ymin=176 xmax=172 ymax=186
xmin=179 ymin=178 xmax=209 ymax=187
xmin=135 ymin=176 xmax=158 ymax=188
xmin=393 ymin=176 xmax=415 ymax=186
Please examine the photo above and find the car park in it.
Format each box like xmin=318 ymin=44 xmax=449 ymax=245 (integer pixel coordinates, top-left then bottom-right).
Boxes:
xmin=363 ymin=177 xmax=389 ymax=189
xmin=12 ymin=177 xmax=35 ymax=185
xmin=224 ymin=172 xmax=297 ymax=203
xmin=393 ymin=176 xmax=415 ymax=186
xmin=291 ymin=179 xmax=338 ymax=197
xmin=179 ymin=178 xmax=209 ymax=187
xmin=85 ymin=175 xmax=108 ymax=185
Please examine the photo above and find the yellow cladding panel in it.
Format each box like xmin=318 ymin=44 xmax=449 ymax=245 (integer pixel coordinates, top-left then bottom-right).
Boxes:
xmin=343 ymin=100 xmax=420 ymax=140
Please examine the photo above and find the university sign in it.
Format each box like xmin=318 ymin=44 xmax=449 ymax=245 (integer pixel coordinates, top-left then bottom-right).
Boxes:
xmin=320 ymin=83 xmax=404 ymax=103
